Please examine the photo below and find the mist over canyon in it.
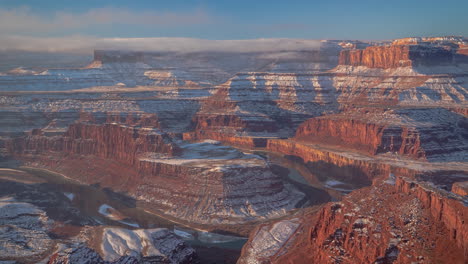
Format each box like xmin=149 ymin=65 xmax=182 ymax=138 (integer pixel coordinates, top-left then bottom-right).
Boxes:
xmin=0 ymin=36 xmax=467 ymax=264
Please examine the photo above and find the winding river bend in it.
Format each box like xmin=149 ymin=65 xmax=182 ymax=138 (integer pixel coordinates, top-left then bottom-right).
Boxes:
xmin=0 ymin=145 xmax=359 ymax=263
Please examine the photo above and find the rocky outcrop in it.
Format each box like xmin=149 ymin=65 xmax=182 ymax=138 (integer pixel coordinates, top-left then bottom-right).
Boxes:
xmin=48 ymin=227 xmax=199 ymax=264
xmin=339 ymin=44 xmax=453 ymax=69
xmin=189 ymin=72 xmax=340 ymax=139
xmin=396 ymin=177 xmax=468 ymax=252
xmin=295 ymin=108 xmax=468 ymax=161
xmin=452 ymin=181 xmax=468 ymax=196
xmin=0 ymin=199 xmax=56 ymax=263
xmin=266 ymin=138 xmax=392 ymax=184
xmin=8 ymin=122 xmax=180 ymax=166
xmin=97 ymin=227 xmax=198 ymax=263
xmin=6 ymin=121 xmax=305 ymax=226
xmin=339 ymin=45 xmax=412 ymax=68
xmin=183 ymin=130 xmax=268 ymax=148
xmin=238 ymin=176 xmax=468 ymax=264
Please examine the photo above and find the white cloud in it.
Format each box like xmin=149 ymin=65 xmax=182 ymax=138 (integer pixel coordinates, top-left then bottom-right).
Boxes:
xmin=0 ymin=35 xmax=322 ymax=53
xmin=0 ymin=7 xmax=213 ymax=34
xmin=0 ymin=6 xmax=322 ymax=53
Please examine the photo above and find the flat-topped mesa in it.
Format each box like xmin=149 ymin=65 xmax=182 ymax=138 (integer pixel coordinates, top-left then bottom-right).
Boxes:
xmin=5 ymin=119 xmax=305 ymax=225
xmin=294 ymin=108 xmax=468 ymax=161
xmin=187 ymin=71 xmax=340 ymax=141
xmin=133 ymin=141 xmax=305 ymax=225
xmin=8 ymin=122 xmax=181 ymax=166
xmin=391 ymin=36 xmax=467 ymax=45
xmin=338 ymin=44 xmax=454 ymax=69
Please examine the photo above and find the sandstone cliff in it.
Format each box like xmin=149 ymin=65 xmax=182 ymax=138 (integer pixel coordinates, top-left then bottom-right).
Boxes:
xmin=294 ymin=108 xmax=468 ymax=161
xmin=339 ymin=44 xmax=453 ymax=69
xmin=238 ymin=175 xmax=468 ymax=264
xmin=452 ymin=181 xmax=468 ymax=196
xmin=8 ymin=122 xmax=180 ymax=166
xmin=5 ymin=120 xmax=305 ymax=226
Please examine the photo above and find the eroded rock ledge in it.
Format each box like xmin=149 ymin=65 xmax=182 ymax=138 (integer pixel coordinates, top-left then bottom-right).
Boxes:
xmin=4 ymin=119 xmax=305 ymax=226
xmin=338 ymin=44 xmax=454 ymax=69
xmin=294 ymin=108 xmax=468 ymax=161
xmin=238 ymin=175 xmax=468 ymax=264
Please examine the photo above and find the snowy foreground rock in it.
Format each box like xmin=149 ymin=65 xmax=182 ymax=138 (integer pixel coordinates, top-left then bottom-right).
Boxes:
xmin=50 ymin=228 xmax=197 ymax=264
xmin=99 ymin=228 xmax=197 ymax=263
xmin=0 ymin=198 xmax=55 ymax=262
xmin=0 ymin=198 xmax=197 ymax=263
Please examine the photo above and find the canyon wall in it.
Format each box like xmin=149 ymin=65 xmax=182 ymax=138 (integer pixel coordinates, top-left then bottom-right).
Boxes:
xmin=396 ymin=177 xmax=468 ymax=251
xmin=452 ymin=181 xmax=468 ymax=196
xmin=338 ymin=44 xmax=453 ymax=68
xmin=295 ymin=117 xmax=424 ymax=158
xmin=238 ymin=176 xmax=468 ymax=264
xmin=294 ymin=108 xmax=468 ymax=161
xmin=265 ymin=138 xmax=420 ymax=184
xmin=5 ymin=121 xmax=305 ymax=226
xmin=8 ymin=123 xmax=180 ymax=166
xmin=183 ymin=131 xmax=268 ymax=148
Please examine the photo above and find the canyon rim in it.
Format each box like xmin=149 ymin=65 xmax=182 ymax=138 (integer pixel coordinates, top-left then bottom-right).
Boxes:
xmin=0 ymin=1 xmax=467 ymax=264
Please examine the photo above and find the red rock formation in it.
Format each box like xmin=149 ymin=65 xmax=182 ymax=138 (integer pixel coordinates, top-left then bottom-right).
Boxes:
xmin=238 ymin=176 xmax=468 ymax=264
xmin=191 ymin=113 xmax=278 ymax=133
xmin=452 ymin=181 xmax=468 ymax=196
xmin=458 ymin=44 xmax=468 ymax=55
xmin=396 ymin=177 xmax=468 ymax=252
xmin=339 ymin=44 xmax=453 ymax=68
xmin=182 ymin=131 xmax=267 ymax=148
xmin=294 ymin=108 xmax=468 ymax=161
xmin=295 ymin=116 xmax=425 ymax=158
xmin=266 ymin=138 xmax=420 ymax=184
xmin=339 ymin=45 xmax=413 ymax=68
xmin=8 ymin=123 xmax=180 ymax=166
xmin=5 ymin=118 xmax=304 ymax=226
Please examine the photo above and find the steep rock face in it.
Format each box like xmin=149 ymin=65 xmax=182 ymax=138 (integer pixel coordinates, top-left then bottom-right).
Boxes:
xmin=452 ymin=181 xmax=468 ymax=196
xmin=266 ymin=139 xmax=393 ymax=184
xmin=183 ymin=131 xmax=268 ymax=148
xmin=6 ymin=121 xmax=305 ymax=225
xmin=339 ymin=45 xmax=412 ymax=68
xmin=333 ymin=39 xmax=468 ymax=107
xmin=8 ymin=123 xmax=180 ymax=166
xmin=339 ymin=44 xmax=454 ymax=69
xmin=396 ymin=177 xmax=468 ymax=251
xmin=238 ymin=176 xmax=468 ymax=264
xmin=190 ymin=72 xmax=339 ymax=139
xmin=295 ymin=108 xmax=468 ymax=161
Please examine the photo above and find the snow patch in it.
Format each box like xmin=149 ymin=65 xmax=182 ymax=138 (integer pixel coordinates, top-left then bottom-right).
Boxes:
xmin=63 ymin=192 xmax=74 ymax=201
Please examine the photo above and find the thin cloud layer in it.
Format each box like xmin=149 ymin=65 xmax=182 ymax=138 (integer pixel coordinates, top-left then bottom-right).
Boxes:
xmin=0 ymin=35 xmax=322 ymax=54
xmin=0 ymin=6 xmax=213 ymax=35
xmin=0 ymin=6 xmax=322 ymax=54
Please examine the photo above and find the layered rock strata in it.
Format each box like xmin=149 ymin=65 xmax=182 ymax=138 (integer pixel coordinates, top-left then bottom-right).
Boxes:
xmin=49 ymin=228 xmax=198 ymax=264
xmin=295 ymin=108 xmax=468 ymax=161
xmin=339 ymin=45 xmax=453 ymax=68
xmin=238 ymin=175 xmax=468 ymax=264
xmin=5 ymin=121 xmax=305 ymax=225
xmin=452 ymin=181 xmax=468 ymax=196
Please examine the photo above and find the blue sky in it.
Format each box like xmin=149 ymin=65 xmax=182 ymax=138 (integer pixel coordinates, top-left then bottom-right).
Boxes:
xmin=0 ymin=0 xmax=466 ymax=40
